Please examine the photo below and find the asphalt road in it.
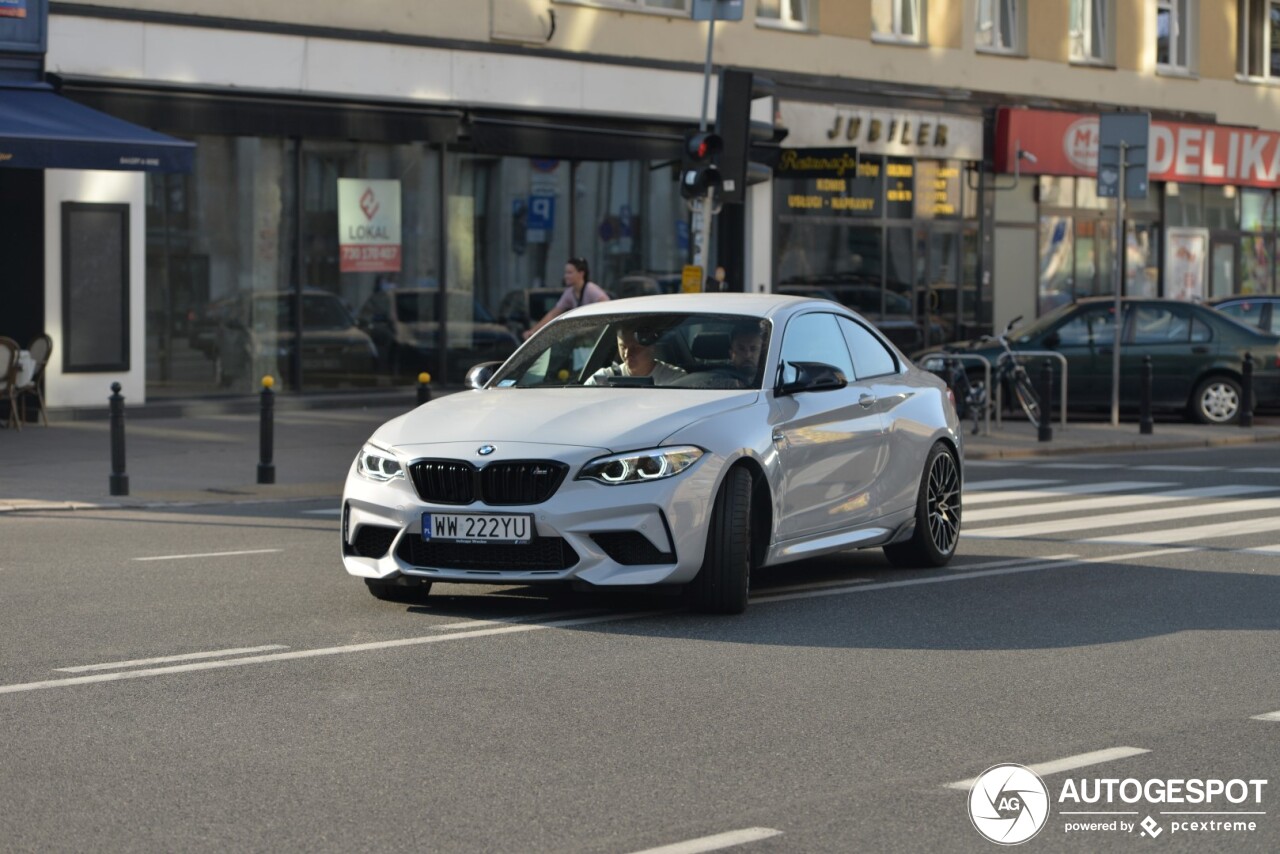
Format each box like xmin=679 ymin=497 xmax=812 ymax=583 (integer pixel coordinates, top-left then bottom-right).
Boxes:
xmin=1 ymin=444 xmax=1278 ymax=852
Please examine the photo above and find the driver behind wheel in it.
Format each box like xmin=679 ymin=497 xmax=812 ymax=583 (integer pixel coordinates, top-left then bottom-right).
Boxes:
xmin=586 ymin=324 xmax=686 ymax=386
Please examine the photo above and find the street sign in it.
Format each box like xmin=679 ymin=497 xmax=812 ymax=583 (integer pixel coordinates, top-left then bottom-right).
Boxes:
xmin=682 ymin=265 xmax=704 ymax=294
xmin=1097 ymin=112 xmax=1150 ymax=200
xmin=692 ymin=0 xmax=744 ymax=21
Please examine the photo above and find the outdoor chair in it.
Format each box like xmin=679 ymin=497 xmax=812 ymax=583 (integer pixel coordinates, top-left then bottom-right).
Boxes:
xmin=0 ymin=336 xmax=20 ymax=431
xmin=14 ymin=334 xmax=53 ymax=427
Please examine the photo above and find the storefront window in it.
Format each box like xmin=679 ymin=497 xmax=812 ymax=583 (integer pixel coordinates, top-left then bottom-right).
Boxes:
xmin=1241 ymin=235 xmax=1274 ymax=293
xmin=1039 ymin=215 xmax=1074 ymax=313
xmin=1241 ymin=188 xmax=1277 ymax=231
xmin=1203 ymin=186 xmax=1240 ymax=230
xmin=1164 ymin=182 xmax=1204 ymax=227
xmin=1038 ymin=176 xmax=1075 ymax=207
xmin=145 ymin=135 xmax=298 ymax=397
xmin=1126 ymin=222 xmax=1160 ymax=296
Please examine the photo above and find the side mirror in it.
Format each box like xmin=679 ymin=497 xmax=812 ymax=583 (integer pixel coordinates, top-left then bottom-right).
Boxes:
xmin=465 ymin=361 xmax=503 ymax=390
xmin=776 ymin=361 xmax=848 ymax=396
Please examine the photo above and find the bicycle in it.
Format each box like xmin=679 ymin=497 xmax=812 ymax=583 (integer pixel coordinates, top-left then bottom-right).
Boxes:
xmin=929 ymin=317 xmax=1042 ymax=434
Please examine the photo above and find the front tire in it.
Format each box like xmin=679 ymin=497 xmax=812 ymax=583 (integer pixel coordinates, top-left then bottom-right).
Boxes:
xmin=688 ymin=466 xmax=753 ymax=614
xmin=365 ymin=577 xmax=433 ymax=604
xmin=1012 ymin=370 xmax=1042 ymax=428
xmin=883 ymin=442 xmax=961 ymax=568
xmin=1189 ymin=375 xmax=1241 ymax=424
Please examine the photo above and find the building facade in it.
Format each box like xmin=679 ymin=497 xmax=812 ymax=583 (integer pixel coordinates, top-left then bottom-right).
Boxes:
xmin=4 ymin=0 xmax=1278 ymax=406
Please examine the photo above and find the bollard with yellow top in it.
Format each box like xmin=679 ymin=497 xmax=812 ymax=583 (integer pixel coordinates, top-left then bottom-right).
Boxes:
xmin=257 ymin=375 xmax=275 ymax=484
xmin=417 ymin=371 xmax=433 ymax=405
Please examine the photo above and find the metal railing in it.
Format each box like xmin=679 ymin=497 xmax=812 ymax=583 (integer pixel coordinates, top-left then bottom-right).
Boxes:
xmin=995 ymin=351 xmax=1069 ymax=431
xmin=942 ymin=353 xmax=994 ymax=436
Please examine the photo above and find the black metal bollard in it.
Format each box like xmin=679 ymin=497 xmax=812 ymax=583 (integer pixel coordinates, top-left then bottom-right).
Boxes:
xmin=257 ymin=376 xmax=275 ymax=485
xmin=1241 ymin=353 xmax=1255 ymax=428
xmin=417 ymin=371 xmax=433 ymax=406
xmin=1139 ymin=355 xmax=1154 ymax=435
xmin=108 ymin=382 xmax=129 ymax=496
xmin=1038 ymin=359 xmax=1053 ymax=442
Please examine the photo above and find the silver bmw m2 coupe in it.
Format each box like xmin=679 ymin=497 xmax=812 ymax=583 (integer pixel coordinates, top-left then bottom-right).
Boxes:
xmin=341 ymin=294 xmax=963 ymax=614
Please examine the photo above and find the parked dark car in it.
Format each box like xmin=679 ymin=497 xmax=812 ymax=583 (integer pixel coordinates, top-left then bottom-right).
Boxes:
xmin=213 ymin=290 xmax=378 ymax=388
xmin=358 ymin=288 xmax=520 ymax=382
xmin=917 ymin=297 xmax=1280 ymax=423
xmin=1208 ymin=294 xmax=1279 ymax=334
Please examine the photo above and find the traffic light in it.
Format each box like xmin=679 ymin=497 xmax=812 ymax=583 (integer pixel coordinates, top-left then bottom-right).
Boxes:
xmin=716 ymin=69 xmax=788 ymax=205
xmin=679 ymin=130 xmax=723 ymax=200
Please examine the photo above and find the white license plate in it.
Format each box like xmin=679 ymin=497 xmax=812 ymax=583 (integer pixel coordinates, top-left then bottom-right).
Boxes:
xmin=422 ymin=512 xmax=532 ymax=544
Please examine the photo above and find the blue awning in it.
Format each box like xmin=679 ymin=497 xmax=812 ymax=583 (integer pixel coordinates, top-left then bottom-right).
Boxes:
xmin=0 ymin=86 xmax=194 ymax=172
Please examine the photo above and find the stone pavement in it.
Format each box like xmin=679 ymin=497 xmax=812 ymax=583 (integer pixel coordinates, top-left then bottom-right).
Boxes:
xmin=1 ymin=390 xmax=1278 ymax=512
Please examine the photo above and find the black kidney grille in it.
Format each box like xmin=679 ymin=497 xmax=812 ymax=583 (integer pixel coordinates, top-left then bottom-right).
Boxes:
xmin=396 ymin=536 xmax=579 ymax=571
xmin=408 ymin=459 xmax=568 ymax=506
xmin=351 ymin=524 xmax=398 ymax=559
xmin=409 ymin=460 xmax=476 ymax=505
xmin=591 ymin=531 xmax=676 ymax=566
xmin=481 ymin=461 xmax=569 ymax=505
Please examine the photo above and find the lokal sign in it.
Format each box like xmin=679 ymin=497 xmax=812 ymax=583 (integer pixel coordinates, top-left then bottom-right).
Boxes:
xmin=997 ymin=107 xmax=1280 ymax=189
xmin=338 ymin=178 xmax=401 ymax=273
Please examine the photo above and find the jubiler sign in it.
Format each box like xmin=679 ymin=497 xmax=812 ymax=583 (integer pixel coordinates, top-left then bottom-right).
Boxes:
xmin=997 ymin=107 xmax=1280 ymax=188
xmin=338 ymin=178 xmax=401 ymax=273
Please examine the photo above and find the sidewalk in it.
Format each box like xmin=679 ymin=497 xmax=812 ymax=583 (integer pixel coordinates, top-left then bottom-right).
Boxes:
xmin=2 ymin=393 xmax=1278 ymax=511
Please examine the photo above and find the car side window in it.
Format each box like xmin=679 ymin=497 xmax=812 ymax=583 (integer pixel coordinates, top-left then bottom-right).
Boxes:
xmin=1054 ymin=306 xmax=1117 ymax=346
xmin=838 ymin=317 xmax=898 ymax=379
xmin=1217 ymin=301 xmax=1265 ymax=329
xmin=1131 ymin=306 xmax=1190 ymax=344
xmin=779 ymin=313 xmax=855 ymax=386
xmin=1190 ymin=316 xmax=1212 ymax=343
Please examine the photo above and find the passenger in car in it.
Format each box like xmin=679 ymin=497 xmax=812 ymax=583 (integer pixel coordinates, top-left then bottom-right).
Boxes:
xmin=725 ymin=322 xmax=765 ymax=387
xmin=586 ymin=325 xmax=686 ymax=386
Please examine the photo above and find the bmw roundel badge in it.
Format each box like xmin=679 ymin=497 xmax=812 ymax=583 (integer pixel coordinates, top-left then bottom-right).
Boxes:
xmin=478 ymin=444 xmax=496 ymax=456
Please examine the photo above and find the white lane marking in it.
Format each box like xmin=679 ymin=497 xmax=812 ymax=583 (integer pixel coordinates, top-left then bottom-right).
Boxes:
xmin=1085 ymin=515 xmax=1280 ymax=546
xmin=952 ymin=555 xmax=1078 ymax=571
xmin=56 ymin=645 xmax=290 ymax=673
xmin=964 ymin=485 xmax=1180 ymax=519
xmin=431 ymin=610 xmax=606 ymax=631
xmin=626 ymin=828 xmax=782 ymax=854
xmin=964 ymin=488 xmax=1280 ymax=539
xmin=0 ymin=548 xmax=1193 ymax=697
xmin=1252 ymin=710 xmax=1280 ymax=721
xmin=945 ymin=747 xmax=1151 ymax=790
xmin=1241 ymin=467 xmax=1280 ymax=474
xmin=301 ymin=509 xmax=342 ymax=516
xmin=965 ymin=479 xmax=1065 ymax=491
xmin=962 ymin=481 xmax=1174 ymax=507
xmin=1241 ymin=544 xmax=1280 ymax=555
xmin=132 ymin=548 xmax=283 ymax=562
xmin=753 ymin=578 xmax=872 ymax=596
xmin=1037 ymin=463 xmax=1123 ymax=470
xmin=963 ymin=461 xmax=1017 ymax=467
xmin=1133 ymin=465 xmax=1221 ymax=472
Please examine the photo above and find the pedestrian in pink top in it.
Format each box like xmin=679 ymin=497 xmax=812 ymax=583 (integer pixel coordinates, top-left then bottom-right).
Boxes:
xmin=523 ymin=257 xmax=610 ymax=338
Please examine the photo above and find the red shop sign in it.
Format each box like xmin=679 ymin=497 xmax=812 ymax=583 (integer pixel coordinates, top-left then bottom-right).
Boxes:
xmin=996 ymin=107 xmax=1280 ymax=189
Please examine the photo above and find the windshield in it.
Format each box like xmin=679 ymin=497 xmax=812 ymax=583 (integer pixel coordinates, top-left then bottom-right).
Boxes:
xmin=490 ymin=312 xmax=772 ymax=390
xmin=1009 ymin=302 xmax=1078 ymax=343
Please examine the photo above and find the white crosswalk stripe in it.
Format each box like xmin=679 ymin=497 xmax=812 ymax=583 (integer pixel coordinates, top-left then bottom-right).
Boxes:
xmin=964 ymin=478 xmax=1065 ymax=491
xmin=1241 ymin=544 xmax=1280 ymax=555
xmin=963 ymin=486 xmax=1280 ymax=539
xmin=962 ymin=481 xmax=1172 ymax=508
xmin=1086 ymin=517 xmax=1280 ymax=546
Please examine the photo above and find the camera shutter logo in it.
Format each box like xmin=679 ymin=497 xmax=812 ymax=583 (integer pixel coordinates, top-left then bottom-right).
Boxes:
xmin=967 ymin=764 xmax=1051 ymax=845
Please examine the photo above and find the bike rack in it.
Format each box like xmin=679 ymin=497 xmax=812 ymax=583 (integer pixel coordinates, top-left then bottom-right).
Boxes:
xmin=923 ymin=353 xmax=993 ymax=436
xmin=995 ymin=350 xmax=1069 ymax=431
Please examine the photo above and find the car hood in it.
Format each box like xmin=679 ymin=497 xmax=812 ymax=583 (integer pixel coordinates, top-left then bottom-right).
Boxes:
xmin=372 ymin=387 xmax=759 ymax=452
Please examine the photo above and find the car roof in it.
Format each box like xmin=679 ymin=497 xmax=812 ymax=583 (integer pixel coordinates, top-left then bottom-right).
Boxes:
xmin=1207 ymin=294 xmax=1278 ymax=304
xmin=566 ymin=292 xmax=831 ymax=320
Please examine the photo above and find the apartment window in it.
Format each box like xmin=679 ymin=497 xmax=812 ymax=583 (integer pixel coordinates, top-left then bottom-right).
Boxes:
xmin=1070 ymin=0 xmax=1112 ymax=63
xmin=758 ymin=0 xmax=812 ymax=30
xmin=976 ymin=0 xmax=1022 ymax=53
xmin=873 ymin=0 xmax=925 ymax=43
xmin=1156 ymin=0 xmax=1193 ymax=71
xmin=556 ymin=0 xmax=691 ymax=13
xmin=1240 ymin=0 xmax=1280 ymax=78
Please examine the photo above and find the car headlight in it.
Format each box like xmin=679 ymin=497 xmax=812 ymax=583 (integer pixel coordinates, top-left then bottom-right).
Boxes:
xmin=355 ymin=443 xmax=406 ymax=482
xmin=577 ymin=446 xmax=703 ymax=485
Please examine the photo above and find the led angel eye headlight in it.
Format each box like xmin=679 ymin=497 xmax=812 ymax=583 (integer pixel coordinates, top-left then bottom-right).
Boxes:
xmin=578 ymin=446 xmax=703 ymax=485
xmin=355 ymin=444 xmax=405 ymax=482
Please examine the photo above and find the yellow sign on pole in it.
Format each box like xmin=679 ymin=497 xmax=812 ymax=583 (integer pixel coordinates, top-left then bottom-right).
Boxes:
xmin=682 ymin=265 xmax=704 ymax=294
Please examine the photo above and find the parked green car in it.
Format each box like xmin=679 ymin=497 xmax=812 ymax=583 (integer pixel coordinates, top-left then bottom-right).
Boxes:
xmin=917 ymin=297 xmax=1280 ymax=424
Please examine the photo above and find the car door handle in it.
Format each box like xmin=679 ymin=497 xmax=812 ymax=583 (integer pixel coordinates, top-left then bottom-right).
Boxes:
xmin=859 ymin=393 xmax=876 ymax=408
xmin=772 ymin=430 xmax=786 ymax=445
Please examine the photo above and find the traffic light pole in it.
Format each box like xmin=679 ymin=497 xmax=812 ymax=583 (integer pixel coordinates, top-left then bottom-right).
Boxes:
xmin=692 ymin=15 xmax=717 ymax=276
xmin=1110 ymin=141 xmax=1127 ymax=427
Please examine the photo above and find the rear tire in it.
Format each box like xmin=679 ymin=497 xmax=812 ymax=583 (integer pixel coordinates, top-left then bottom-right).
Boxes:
xmin=365 ymin=578 xmax=433 ymax=604
xmin=883 ymin=442 xmax=961 ymax=568
xmin=688 ymin=466 xmax=753 ymax=614
xmin=1189 ymin=375 xmax=1241 ymax=424
xmin=1012 ymin=370 xmax=1042 ymax=428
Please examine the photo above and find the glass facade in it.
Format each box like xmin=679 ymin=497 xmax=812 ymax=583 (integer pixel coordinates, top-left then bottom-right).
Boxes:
xmin=145 ymin=135 xmax=688 ymax=397
xmin=774 ymin=155 xmax=984 ymax=352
